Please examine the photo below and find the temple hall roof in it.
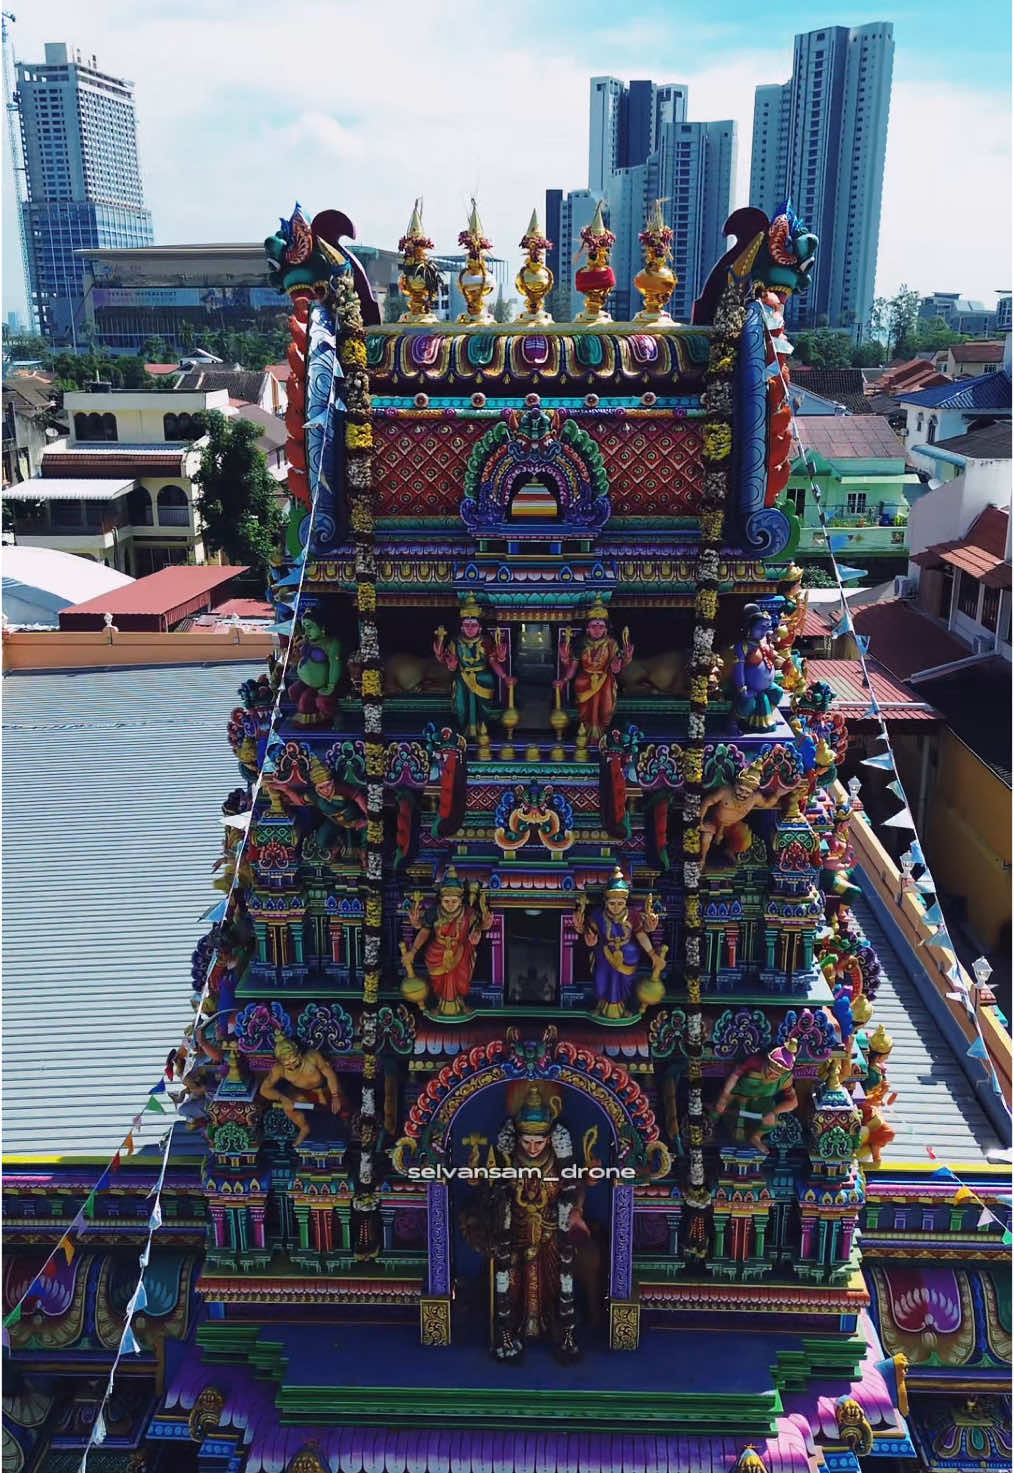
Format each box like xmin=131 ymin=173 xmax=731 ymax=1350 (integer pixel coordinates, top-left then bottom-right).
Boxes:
xmin=1 ymin=661 xmax=262 ymax=1157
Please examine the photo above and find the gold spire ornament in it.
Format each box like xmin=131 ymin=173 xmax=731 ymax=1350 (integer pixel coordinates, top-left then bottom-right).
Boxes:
xmin=456 ymin=199 xmax=496 ymax=325
xmin=398 ymin=199 xmax=440 ymax=324
xmin=515 ymin=209 xmax=554 ymax=324
xmin=574 ymin=202 xmax=617 ymax=325
xmin=633 ymin=199 xmax=677 ymax=323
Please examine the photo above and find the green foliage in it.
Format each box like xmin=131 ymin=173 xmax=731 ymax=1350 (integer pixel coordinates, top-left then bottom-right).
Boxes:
xmin=852 ymin=341 xmax=886 ymax=368
xmin=193 ymin=411 xmax=283 ymax=583
xmin=884 ymin=284 xmax=921 ymax=358
xmin=800 ymin=563 xmax=838 ymax=588
xmin=793 ymin=330 xmax=853 ymax=369
xmin=911 ymin=316 xmax=968 ymax=352
xmin=493 ymin=293 xmax=518 ymax=324
xmin=5 ymin=334 xmax=50 ymax=361
xmin=187 ymin=326 xmax=289 ymax=370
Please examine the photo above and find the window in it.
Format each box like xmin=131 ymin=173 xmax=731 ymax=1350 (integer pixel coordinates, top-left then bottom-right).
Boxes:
xmin=788 ymin=485 xmax=807 ymax=516
xmin=921 ymin=1211 xmax=935 ymax=1232
xmin=127 ymin=487 xmax=152 ymax=526
xmin=981 ymin=583 xmax=1000 ymax=632
xmin=957 ymin=570 xmax=981 ymax=619
xmin=846 ymin=492 xmax=868 ymax=515
xmin=915 ymin=412 xmax=924 ymax=433
xmin=927 ymin=416 xmax=938 ymax=444
xmin=163 ymin=412 xmax=178 ymax=439
xmin=156 ymin=484 xmax=189 ymax=526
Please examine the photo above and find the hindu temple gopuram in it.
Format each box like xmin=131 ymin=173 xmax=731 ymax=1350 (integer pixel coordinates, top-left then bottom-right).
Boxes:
xmin=3 ymin=197 xmax=1011 ymax=1473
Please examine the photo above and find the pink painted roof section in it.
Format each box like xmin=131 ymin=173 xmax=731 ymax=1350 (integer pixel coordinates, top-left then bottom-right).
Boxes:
xmin=145 ymin=363 xmax=179 ymax=375
xmin=265 ymin=361 xmax=290 ymax=382
xmin=211 ymin=597 xmax=274 ymax=619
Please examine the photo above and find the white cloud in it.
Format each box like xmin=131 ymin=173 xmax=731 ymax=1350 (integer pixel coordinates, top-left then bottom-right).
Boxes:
xmin=3 ymin=1 xmax=1010 ymax=320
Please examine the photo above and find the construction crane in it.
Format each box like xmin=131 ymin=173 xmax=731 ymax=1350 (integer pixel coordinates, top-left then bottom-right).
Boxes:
xmin=2 ymin=10 xmax=35 ymax=333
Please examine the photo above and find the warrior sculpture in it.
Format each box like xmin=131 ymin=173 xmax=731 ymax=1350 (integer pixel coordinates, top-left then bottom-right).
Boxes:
xmin=574 ymin=868 xmax=667 ymax=1017
xmin=857 ymin=1024 xmax=897 ymax=1166
xmin=258 ymin=1033 xmax=346 ymax=1146
xmin=434 ymin=598 xmax=513 ymax=739
xmin=399 ymin=869 xmax=493 ymax=1016
xmin=714 ymin=1040 xmax=799 ymax=1152
xmin=699 ymin=759 xmax=791 ymax=866
xmin=556 ymin=600 xmax=633 ymax=742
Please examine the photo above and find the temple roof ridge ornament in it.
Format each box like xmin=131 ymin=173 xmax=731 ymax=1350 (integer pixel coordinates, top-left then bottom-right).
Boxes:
xmin=634 ymin=198 xmax=677 ymax=325
xmin=516 ymin=208 xmax=555 ymax=326
xmin=457 ymin=199 xmax=496 ymax=326
xmin=398 ymin=198 xmax=440 ymax=324
xmin=574 ymin=201 xmax=617 ymax=326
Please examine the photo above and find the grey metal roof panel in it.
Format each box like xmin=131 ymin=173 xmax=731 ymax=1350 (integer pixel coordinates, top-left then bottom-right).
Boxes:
xmin=2 ymin=661 xmax=261 ymax=1158
xmin=848 ymin=882 xmax=1005 ymax=1164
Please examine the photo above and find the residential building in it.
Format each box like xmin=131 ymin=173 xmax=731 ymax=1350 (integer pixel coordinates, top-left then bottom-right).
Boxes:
xmin=786 ymin=365 xmax=875 ymax=414
xmin=847 ymin=429 xmax=1012 ymax=954
xmin=2 ymin=387 xmax=232 ymax=574
xmin=901 ymin=371 xmax=1012 ymax=474
xmin=996 ymin=293 xmax=1012 ymax=333
xmin=2 ymin=373 xmax=60 ymax=485
xmin=931 ymin=341 xmax=1005 ymax=380
xmin=918 ymin=293 xmax=997 ymax=337
xmin=553 ymin=79 xmax=733 ymax=323
xmin=17 ymin=43 xmax=154 ymax=343
xmin=749 ymin=24 xmax=894 ymax=335
xmin=785 ymin=414 xmax=915 ymax=562
xmin=588 ymin=77 xmax=688 ymax=193
xmin=171 ymin=365 xmax=287 ymax=415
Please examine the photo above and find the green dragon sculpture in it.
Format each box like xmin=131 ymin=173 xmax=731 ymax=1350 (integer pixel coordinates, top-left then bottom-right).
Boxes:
xmin=693 ymin=201 xmax=818 ymax=324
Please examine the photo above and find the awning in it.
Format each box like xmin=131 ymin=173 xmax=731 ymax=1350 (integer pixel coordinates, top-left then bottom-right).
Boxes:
xmin=2 ymin=478 xmax=135 ymax=502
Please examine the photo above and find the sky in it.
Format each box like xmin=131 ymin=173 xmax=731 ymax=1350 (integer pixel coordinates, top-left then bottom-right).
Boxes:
xmin=3 ymin=0 xmax=1011 ymax=326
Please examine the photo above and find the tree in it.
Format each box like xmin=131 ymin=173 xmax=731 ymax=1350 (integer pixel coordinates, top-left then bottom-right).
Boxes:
xmin=852 ymin=341 xmax=886 ymax=368
xmin=4 ymin=334 xmax=50 ymax=361
xmin=493 ymin=292 xmax=518 ymax=324
xmin=800 ymin=563 xmax=837 ymax=588
xmin=193 ymin=411 xmax=283 ymax=583
xmin=913 ymin=315 xmax=968 ymax=353
xmin=793 ymin=329 xmax=852 ymax=369
xmin=885 ymin=285 xmax=921 ymax=359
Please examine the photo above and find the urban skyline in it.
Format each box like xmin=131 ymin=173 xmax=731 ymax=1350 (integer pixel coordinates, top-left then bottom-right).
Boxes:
xmin=3 ymin=3 xmax=1010 ymax=328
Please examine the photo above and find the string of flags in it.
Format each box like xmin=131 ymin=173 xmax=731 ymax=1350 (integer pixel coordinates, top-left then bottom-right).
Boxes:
xmin=3 ymin=306 xmax=342 ymax=1470
xmin=781 ymin=371 xmax=1012 ymax=1120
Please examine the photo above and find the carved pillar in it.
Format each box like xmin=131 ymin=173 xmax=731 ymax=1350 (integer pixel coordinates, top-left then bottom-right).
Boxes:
xmin=421 ymin=1179 xmax=452 ymax=1347
xmin=609 ymin=1183 xmax=634 ymax=1300
xmin=489 ymin=912 xmax=505 ymax=991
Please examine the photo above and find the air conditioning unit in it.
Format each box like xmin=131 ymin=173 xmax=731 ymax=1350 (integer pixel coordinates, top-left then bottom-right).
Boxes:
xmin=972 ymin=634 xmax=994 ymax=654
xmin=893 ymin=575 xmax=917 ymax=598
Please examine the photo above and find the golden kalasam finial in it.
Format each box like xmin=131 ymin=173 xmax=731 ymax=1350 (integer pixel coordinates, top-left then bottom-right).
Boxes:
xmin=634 ymin=199 xmax=677 ymax=324
xmin=574 ymin=201 xmax=616 ymax=325
xmin=516 ymin=208 xmax=555 ymax=325
xmin=398 ymin=198 xmax=439 ymax=324
xmin=457 ymin=198 xmax=496 ymax=326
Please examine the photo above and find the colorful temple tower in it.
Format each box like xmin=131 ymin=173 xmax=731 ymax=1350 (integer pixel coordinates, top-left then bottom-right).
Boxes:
xmin=2 ymin=198 xmax=1011 ymax=1473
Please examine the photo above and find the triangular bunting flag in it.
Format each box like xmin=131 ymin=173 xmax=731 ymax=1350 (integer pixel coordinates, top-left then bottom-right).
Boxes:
xmin=923 ymin=901 xmax=945 ymax=926
xmin=150 ymin=1079 xmax=167 ymax=1096
xmin=926 ymin=1145 xmax=937 ymax=1159
xmin=923 ymin=929 xmax=952 ymax=949
xmin=120 ymin=1323 xmax=142 ymax=1355
xmin=837 ymin=564 xmax=866 ymax=581
xmin=133 ymin=1280 xmax=148 ymax=1313
xmin=883 ymin=806 xmax=916 ymax=830
xmin=1004 ymin=1229 xmax=1013 ymax=1246
xmin=60 ymin=1236 xmax=75 ymax=1266
xmin=856 ymin=634 xmax=871 ymax=654
xmin=150 ymin=1201 xmax=163 ymax=1231
xmin=861 ymin=751 xmax=895 ymax=770
xmin=139 ymin=1242 xmax=151 ymax=1268
xmin=946 ymin=991 xmax=967 ymax=1003
xmin=995 ymin=1008 xmax=1008 ymax=1026
xmin=828 ymin=533 xmax=850 ymax=551
xmin=977 ymin=1206 xmax=993 ymax=1228
xmin=1 ymin=1326 xmax=10 ymax=1350
xmin=862 ymin=703 xmax=881 ymax=719
xmin=269 ymin=620 xmax=295 ymax=636
xmin=887 ymin=779 xmax=906 ymax=801
xmin=952 ymin=1186 xmax=975 ymax=1205
xmin=916 ymin=874 xmax=937 ymax=893
xmin=146 ymin=1095 xmax=168 ymax=1114
xmin=199 ymin=898 xmax=229 ymax=923
xmin=966 ymin=1037 xmax=988 ymax=1061
xmin=907 ymin=840 xmax=926 ymax=866
xmin=111 ymin=1152 xmax=122 ymax=1173
xmin=83 ymin=1192 xmax=97 ymax=1220
xmin=221 ymin=811 xmax=252 ymax=831
xmin=124 ymin=1132 xmax=136 ymax=1156
xmin=4 ymin=1304 xmax=22 ymax=1329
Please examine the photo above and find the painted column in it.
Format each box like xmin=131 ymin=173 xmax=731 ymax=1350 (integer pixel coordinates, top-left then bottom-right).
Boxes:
xmin=426 ymin=1180 xmax=452 ymax=1295
xmin=609 ymin=1182 xmax=634 ymax=1301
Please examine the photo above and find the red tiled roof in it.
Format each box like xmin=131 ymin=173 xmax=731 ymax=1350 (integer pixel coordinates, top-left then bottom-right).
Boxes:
xmin=801 ymin=606 xmax=832 ymax=636
xmin=794 ymin=415 xmax=907 ymax=460
xmin=265 ymin=362 xmax=290 ymax=382
xmin=911 ymin=506 xmax=1010 ymax=582
xmin=877 ymin=359 xmax=951 ymax=396
xmin=59 ymin=564 xmax=249 ymax=631
xmin=849 ymin=599 xmax=969 ymax=680
xmin=807 ymin=657 xmax=940 ymax=723
xmin=145 ymin=363 xmax=180 ymax=375
xmin=950 ymin=341 xmax=1004 ymax=363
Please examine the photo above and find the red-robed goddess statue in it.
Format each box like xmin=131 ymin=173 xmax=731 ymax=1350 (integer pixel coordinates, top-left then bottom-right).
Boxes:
xmin=399 ymin=869 xmax=493 ymax=1016
xmin=556 ymin=599 xmax=633 ymax=741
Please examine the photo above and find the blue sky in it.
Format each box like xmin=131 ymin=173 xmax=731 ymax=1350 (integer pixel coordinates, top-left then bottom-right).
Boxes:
xmin=4 ymin=0 xmax=1011 ymax=325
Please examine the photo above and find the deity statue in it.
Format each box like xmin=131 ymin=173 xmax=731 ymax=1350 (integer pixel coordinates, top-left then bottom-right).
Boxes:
xmin=556 ymin=600 xmax=633 ymax=741
xmin=731 ymin=603 xmax=781 ymax=731
xmin=399 ymin=869 xmax=493 ymax=1016
xmin=463 ymin=1084 xmax=589 ymax=1363
xmin=574 ymin=867 xmax=667 ymax=1018
xmin=857 ymin=1024 xmax=896 ymax=1167
xmin=713 ymin=1039 xmax=799 ymax=1152
xmin=433 ymin=597 xmax=513 ymax=738
xmin=699 ymin=760 xmax=792 ymax=866
xmin=258 ymin=1033 xmax=346 ymax=1146
xmin=286 ymin=599 xmax=343 ymax=725
xmin=769 ymin=565 xmax=808 ymax=695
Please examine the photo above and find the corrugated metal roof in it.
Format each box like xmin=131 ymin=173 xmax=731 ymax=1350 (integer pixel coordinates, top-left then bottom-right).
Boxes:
xmin=2 ymin=661 xmax=261 ymax=1156
xmin=807 ymin=658 xmax=941 ymax=722
xmin=3 ymin=478 xmax=134 ymax=502
xmin=849 ymin=882 xmax=1004 ymax=1164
